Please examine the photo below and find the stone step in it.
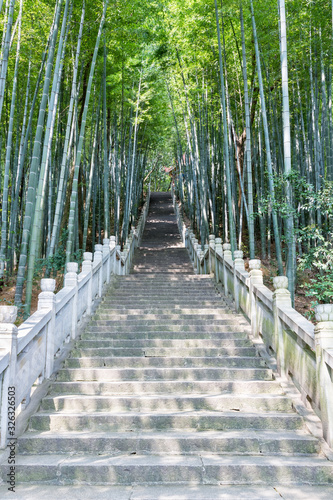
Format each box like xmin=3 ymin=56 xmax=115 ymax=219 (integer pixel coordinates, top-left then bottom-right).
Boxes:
xmin=114 ymin=276 xmax=212 ymax=280
xmin=7 ymin=454 xmax=333 ymax=485
xmin=64 ymin=356 xmax=268 ymax=369
xmin=84 ymin=325 xmax=248 ymax=334
xmin=101 ymin=300 xmax=225 ymax=306
xmin=70 ymin=347 xmax=258 ymax=357
xmin=60 ymin=366 xmax=273 ymax=380
xmin=109 ymin=285 xmax=216 ymax=292
xmin=94 ymin=313 xmax=234 ymax=321
xmin=115 ymin=273 xmax=213 ymax=284
xmin=40 ymin=394 xmax=291 ymax=412
xmin=99 ymin=302 xmax=228 ymax=309
xmin=74 ymin=338 xmax=253 ymax=349
xmin=29 ymin=410 xmax=304 ymax=433
xmin=92 ymin=319 xmax=248 ymax=327
xmin=95 ymin=308 xmax=232 ymax=316
xmin=81 ymin=331 xmax=248 ymax=340
xmin=17 ymin=430 xmax=319 ymax=456
xmin=106 ymin=292 xmax=221 ymax=299
xmin=51 ymin=378 xmax=280 ymax=395
xmin=0 ymin=484 xmax=331 ymax=500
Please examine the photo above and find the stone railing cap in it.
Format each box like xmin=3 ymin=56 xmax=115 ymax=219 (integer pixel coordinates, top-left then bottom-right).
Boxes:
xmin=41 ymin=278 xmax=56 ymax=292
xmin=0 ymin=305 xmax=17 ymax=323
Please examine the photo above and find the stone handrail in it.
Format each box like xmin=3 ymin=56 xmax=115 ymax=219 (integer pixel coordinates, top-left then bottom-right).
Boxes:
xmin=0 ymin=193 xmax=150 ymax=448
xmin=211 ymin=246 xmax=333 ymax=448
xmin=171 ymin=189 xmax=333 ymax=448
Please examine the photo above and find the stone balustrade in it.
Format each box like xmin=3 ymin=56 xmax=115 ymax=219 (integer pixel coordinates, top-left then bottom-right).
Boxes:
xmin=0 ymin=192 xmax=150 ymax=448
xmin=171 ymin=189 xmax=333 ymax=448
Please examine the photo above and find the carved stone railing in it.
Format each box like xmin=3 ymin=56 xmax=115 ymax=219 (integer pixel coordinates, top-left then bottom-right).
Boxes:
xmin=0 ymin=192 xmax=150 ymax=448
xmin=210 ymin=246 xmax=333 ymax=448
xmin=171 ymin=188 xmax=333 ymax=448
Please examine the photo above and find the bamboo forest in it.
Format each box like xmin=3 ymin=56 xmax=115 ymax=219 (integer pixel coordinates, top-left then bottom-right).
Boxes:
xmin=0 ymin=0 xmax=332 ymax=319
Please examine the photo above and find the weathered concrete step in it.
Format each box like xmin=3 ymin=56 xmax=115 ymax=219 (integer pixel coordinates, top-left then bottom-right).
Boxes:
xmin=40 ymin=394 xmax=291 ymax=413
xmin=117 ymin=275 xmax=212 ymax=280
xmin=106 ymin=292 xmax=221 ymax=299
xmin=7 ymin=454 xmax=333 ymax=485
xmin=102 ymin=300 xmax=225 ymax=306
xmin=71 ymin=347 xmax=258 ymax=357
xmin=75 ymin=339 xmax=253 ymax=349
xmin=95 ymin=313 xmax=233 ymax=321
xmin=81 ymin=331 xmax=248 ymax=340
xmin=0 ymin=484 xmax=330 ymax=500
xmin=17 ymin=430 xmax=319 ymax=456
xmin=66 ymin=356 xmax=266 ymax=370
xmin=96 ymin=308 xmax=232 ymax=316
xmin=51 ymin=379 xmax=280 ymax=395
xmin=93 ymin=319 xmax=248 ymax=327
xmin=65 ymin=356 xmax=268 ymax=369
xmin=99 ymin=302 xmax=229 ymax=309
xmin=113 ymin=278 xmax=212 ymax=282
xmin=29 ymin=411 xmax=304 ymax=433
xmin=85 ymin=325 xmax=248 ymax=333
xmin=132 ymin=269 xmax=194 ymax=274
xmin=108 ymin=285 xmax=216 ymax=292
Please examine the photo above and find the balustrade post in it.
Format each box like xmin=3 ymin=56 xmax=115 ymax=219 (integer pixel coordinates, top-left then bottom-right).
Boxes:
xmin=222 ymin=243 xmax=232 ymax=297
xmin=199 ymin=249 xmax=204 ymax=275
xmin=0 ymin=306 xmax=18 ymax=448
xmin=0 ymin=306 xmax=18 ymax=386
xmin=94 ymin=244 xmax=103 ymax=297
xmin=185 ymin=229 xmax=189 ymax=250
xmin=193 ymin=241 xmax=199 ymax=273
xmin=115 ymin=245 xmax=121 ymax=275
xmin=204 ymin=244 xmax=209 ymax=274
xmin=109 ymin=236 xmax=116 ymax=275
xmin=38 ymin=279 xmax=56 ymax=377
xmin=249 ymin=259 xmax=263 ymax=338
xmin=124 ymin=242 xmax=130 ymax=274
xmin=314 ymin=304 xmax=333 ymax=448
xmin=272 ymin=276 xmax=291 ymax=376
xmin=190 ymin=233 xmax=195 ymax=261
xmin=65 ymin=263 xmax=79 ymax=340
xmin=103 ymin=238 xmax=110 ymax=284
xmin=233 ymin=250 xmax=245 ymax=313
xmin=209 ymin=235 xmax=215 ymax=274
xmin=215 ymin=238 xmax=223 ymax=284
xmin=82 ymin=252 xmax=93 ymax=315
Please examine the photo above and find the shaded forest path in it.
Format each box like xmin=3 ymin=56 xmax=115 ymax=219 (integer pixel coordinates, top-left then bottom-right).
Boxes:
xmin=133 ymin=192 xmax=193 ymax=274
xmin=0 ymin=192 xmax=332 ymax=499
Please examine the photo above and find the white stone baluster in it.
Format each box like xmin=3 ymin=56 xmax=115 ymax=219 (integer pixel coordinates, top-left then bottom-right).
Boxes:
xmin=103 ymin=238 xmax=111 ymax=284
xmin=314 ymin=304 xmax=333 ymax=448
xmin=82 ymin=252 xmax=93 ymax=315
xmin=204 ymin=244 xmax=209 ymax=274
xmin=222 ymin=243 xmax=232 ymax=297
xmin=209 ymin=235 xmax=215 ymax=274
xmin=215 ymin=238 xmax=222 ymax=284
xmin=115 ymin=245 xmax=121 ymax=275
xmin=233 ymin=250 xmax=245 ymax=313
xmin=0 ymin=306 xmax=18 ymax=447
xmin=109 ymin=236 xmax=116 ymax=274
xmin=94 ymin=244 xmax=103 ymax=297
xmin=65 ymin=263 xmax=79 ymax=340
xmin=273 ymin=276 xmax=291 ymax=376
xmin=249 ymin=259 xmax=263 ymax=338
xmin=0 ymin=306 xmax=18 ymax=385
xmin=38 ymin=279 xmax=56 ymax=376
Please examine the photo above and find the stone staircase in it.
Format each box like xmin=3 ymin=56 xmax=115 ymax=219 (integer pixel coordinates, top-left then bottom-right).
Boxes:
xmin=0 ymin=192 xmax=332 ymax=499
